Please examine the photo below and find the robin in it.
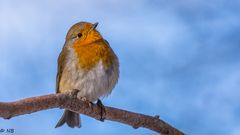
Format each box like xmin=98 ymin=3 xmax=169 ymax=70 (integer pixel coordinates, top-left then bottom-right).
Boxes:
xmin=55 ymin=22 xmax=119 ymax=128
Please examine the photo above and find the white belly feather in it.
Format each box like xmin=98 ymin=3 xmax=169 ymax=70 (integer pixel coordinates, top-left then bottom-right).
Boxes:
xmin=59 ymin=47 xmax=119 ymax=102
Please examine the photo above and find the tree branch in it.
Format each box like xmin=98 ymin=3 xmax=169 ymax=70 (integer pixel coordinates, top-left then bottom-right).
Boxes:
xmin=0 ymin=92 xmax=184 ymax=135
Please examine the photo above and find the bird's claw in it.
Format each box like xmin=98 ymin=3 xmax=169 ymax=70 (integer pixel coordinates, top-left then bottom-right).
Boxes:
xmin=78 ymin=96 xmax=93 ymax=108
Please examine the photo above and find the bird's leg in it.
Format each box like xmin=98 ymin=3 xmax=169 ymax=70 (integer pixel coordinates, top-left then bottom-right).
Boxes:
xmin=77 ymin=94 xmax=93 ymax=108
xmin=97 ymin=99 xmax=106 ymax=121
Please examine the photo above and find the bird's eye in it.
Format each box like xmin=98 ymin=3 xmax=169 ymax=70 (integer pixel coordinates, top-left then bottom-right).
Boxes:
xmin=77 ymin=33 xmax=83 ymax=38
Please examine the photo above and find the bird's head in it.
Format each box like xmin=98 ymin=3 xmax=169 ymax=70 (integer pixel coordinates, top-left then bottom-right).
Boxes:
xmin=66 ymin=22 xmax=102 ymax=46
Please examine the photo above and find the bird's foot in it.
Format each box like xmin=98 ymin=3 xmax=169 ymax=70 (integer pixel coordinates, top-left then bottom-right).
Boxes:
xmin=78 ymin=96 xmax=93 ymax=108
xmin=69 ymin=89 xmax=80 ymax=98
xmin=97 ymin=99 xmax=106 ymax=122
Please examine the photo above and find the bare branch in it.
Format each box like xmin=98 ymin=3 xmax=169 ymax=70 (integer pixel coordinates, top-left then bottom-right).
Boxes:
xmin=0 ymin=92 xmax=184 ymax=135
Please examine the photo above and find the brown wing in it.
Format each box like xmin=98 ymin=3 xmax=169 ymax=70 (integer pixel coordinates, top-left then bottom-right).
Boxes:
xmin=56 ymin=47 xmax=68 ymax=93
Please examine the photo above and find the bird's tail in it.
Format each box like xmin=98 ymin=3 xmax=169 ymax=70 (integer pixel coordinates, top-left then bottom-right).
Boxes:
xmin=55 ymin=109 xmax=81 ymax=128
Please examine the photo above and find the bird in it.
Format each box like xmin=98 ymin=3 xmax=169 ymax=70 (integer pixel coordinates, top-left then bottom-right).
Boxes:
xmin=55 ymin=21 xmax=119 ymax=128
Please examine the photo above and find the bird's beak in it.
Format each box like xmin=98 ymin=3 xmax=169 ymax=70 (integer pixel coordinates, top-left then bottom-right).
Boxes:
xmin=91 ymin=22 xmax=98 ymax=31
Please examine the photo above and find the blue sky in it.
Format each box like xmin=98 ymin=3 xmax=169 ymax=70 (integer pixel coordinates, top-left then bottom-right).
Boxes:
xmin=0 ymin=0 xmax=240 ymax=134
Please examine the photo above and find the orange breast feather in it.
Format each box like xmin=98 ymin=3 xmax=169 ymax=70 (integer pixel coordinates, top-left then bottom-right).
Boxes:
xmin=73 ymin=40 xmax=115 ymax=70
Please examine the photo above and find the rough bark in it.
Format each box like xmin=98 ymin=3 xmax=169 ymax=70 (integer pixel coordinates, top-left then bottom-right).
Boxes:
xmin=0 ymin=92 xmax=184 ymax=135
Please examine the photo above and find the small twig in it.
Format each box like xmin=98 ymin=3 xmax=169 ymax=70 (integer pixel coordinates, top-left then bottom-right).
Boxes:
xmin=0 ymin=92 xmax=184 ymax=135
